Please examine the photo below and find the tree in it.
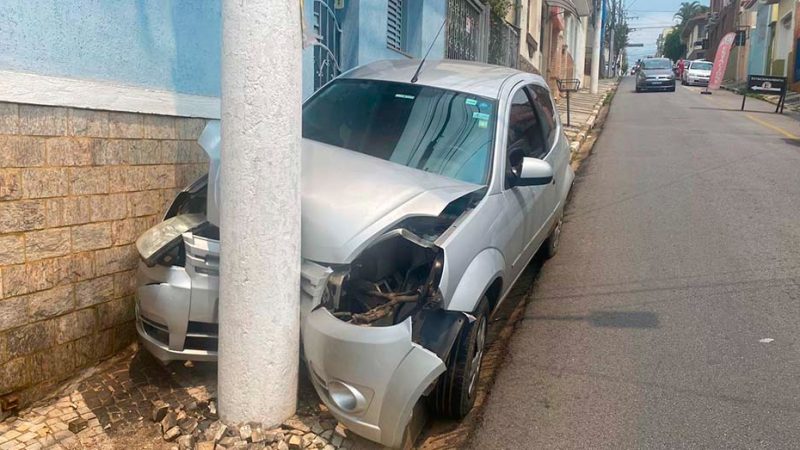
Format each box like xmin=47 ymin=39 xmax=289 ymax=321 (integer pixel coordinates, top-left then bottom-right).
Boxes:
xmin=663 ymin=30 xmax=686 ymax=62
xmin=674 ymin=1 xmax=709 ymax=30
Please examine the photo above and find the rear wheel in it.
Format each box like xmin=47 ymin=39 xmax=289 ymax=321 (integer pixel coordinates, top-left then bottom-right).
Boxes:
xmin=430 ymin=297 xmax=489 ymax=419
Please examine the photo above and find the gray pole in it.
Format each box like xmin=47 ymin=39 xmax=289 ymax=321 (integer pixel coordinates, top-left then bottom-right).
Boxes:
xmin=591 ymin=0 xmax=602 ymax=93
xmin=218 ymin=0 xmax=302 ymax=425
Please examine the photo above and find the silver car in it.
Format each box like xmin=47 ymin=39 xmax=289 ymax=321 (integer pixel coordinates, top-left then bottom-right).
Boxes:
xmin=135 ymin=59 xmax=573 ymax=447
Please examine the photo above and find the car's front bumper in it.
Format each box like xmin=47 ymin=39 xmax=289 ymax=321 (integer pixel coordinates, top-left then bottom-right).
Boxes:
xmin=639 ymin=79 xmax=675 ymax=90
xmin=302 ymin=308 xmax=445 ymax=448
xmin=135 ymin=232 xmax=220 ymax=363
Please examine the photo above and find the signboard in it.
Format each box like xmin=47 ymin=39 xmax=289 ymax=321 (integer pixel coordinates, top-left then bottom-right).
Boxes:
xmin=708 ymin=32 xmax=736 ymax=90
xmin=740 ymin=75 xmax=788 ymax=113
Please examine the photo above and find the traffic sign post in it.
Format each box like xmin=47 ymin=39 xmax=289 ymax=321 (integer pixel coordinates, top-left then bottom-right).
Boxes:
xmin=557 ymin=79 xmax=582 ymax=127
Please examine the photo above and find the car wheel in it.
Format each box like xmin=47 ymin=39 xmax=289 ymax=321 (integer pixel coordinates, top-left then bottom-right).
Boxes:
xmin=429 ymin=296 xmax=489 ymax=419
xmin=669 ymin=86 xmax=676 ymax=92
xmin=635 ymin=86 xmax=641 ymax=93
xmin=545 ymin=213 xmax=563 ymax=258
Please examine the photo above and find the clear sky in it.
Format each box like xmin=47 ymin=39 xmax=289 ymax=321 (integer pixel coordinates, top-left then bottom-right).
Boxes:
xmin=624 ymin=0 xmax=710 ymax=65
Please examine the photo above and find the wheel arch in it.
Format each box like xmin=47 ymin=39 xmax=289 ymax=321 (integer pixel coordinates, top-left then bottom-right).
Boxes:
xmin=444 ymin=247 xmax=505 ymax=313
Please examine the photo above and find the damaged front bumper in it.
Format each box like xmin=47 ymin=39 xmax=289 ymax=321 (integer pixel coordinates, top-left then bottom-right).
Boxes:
xmin=302 ymin=308 xmax=445 ymax=448
xmin=136 ymin=232 xmax=220 ymax=363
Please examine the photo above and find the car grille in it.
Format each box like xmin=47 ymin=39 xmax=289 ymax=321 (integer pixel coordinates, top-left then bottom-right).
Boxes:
xmin=185 ymin=321 xmax=219 ymax=351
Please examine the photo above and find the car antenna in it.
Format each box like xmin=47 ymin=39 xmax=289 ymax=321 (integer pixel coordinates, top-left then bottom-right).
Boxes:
xmin=411 ymin=18 xmax=447 ymax=84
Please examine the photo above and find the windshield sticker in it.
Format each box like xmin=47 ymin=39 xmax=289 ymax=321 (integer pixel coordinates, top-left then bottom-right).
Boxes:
xmin=479 ymin=102 xmax=490 ymax=110
xmin=465 ymin=98 xmax=478 ymax=106
xmin=472 ymin=112 xmax=490 ymax=121
xmin=395 ymin=94 xmax=415 ymax=100
xmin=478 ymin=120 xmax=488 ymax=128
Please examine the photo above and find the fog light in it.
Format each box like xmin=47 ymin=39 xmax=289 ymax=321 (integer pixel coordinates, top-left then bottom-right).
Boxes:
xmin=328 ymin=381 xmax=367 ymax=413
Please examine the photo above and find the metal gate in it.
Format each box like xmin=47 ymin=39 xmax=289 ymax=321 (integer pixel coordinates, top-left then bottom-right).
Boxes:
xmin=488 ymin=13 xmax=520 ymax=68
xmin=446 ymin=0 xmax=489 ymax=62
xmin=312 ymin=0 xmax=342 ymax=91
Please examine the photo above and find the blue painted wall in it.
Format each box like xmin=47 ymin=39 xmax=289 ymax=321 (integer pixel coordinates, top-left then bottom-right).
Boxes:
xmin=0 ymin=0 xmax=222 ymax=97
xmin=748 ymin=4 xmax=770 ymax=76
xmin=302 ymin=0 xmax=446 ymax=98
xmin=1 ymin=0 xmax=445 ymax=101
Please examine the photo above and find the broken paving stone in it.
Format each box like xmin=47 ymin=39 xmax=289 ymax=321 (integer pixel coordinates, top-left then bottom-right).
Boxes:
xmin=177 ymin=434 xmax=195 ymax=450
xmin=333 ymin=423 xmax=347 ymax=439
xmin=184 ymin=400 xmax=199 ymax=412
xmin=249 ymin=423 xmax=265 ymax=443
xmin=287 ymin=434 xmax=303 ymax=450
xmin=67 ymin=418 xmax=88 ymax=433
xmin=219 ymin=436 xmax=239 ymax=446
xmin=312 ymin=435 xmax=328 ymax=448
xmin=323 ymin=446 xmax=335 ymax=450
xmin=330 ymin=435 xmax=343 ymax=448
xmin=161 ymin=411 xmax=178 ymax=434
xmin=276 ymin=441 xmax=289 ymax=450
xmin=196 ymin=442 xmax=216 ymax=450
xmin=152 ymin=400 xmax=170 ymax=422
xmin=211 ymin=422 xmax=228 ymax=443
xmin=178 ymin=417 xmax=199 ymax=435
xmin=238 ymin=423 xmax=252 ymax=441
xmin=207 ymin=400 xmax=218 ymax=419
xmin=283 ymin=418 xmax=311 ymax=434
xmin=164 ymin=426 xmax=182 ymax=441
xmin=310 ymin=421 xmax=324 ymax=435
xmin=320 ymin=430 xmax=333 ymax=441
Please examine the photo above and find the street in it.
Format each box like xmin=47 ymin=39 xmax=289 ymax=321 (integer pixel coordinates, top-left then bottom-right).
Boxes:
xmin=471 ymin=77 xmax=800 ymax=449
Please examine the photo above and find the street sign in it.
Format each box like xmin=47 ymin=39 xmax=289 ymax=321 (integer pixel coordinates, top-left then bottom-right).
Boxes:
xmin=740 ymin=75 xmax=788 ymax=113
xmin=627 ymin=43 xmax=644 ymax=47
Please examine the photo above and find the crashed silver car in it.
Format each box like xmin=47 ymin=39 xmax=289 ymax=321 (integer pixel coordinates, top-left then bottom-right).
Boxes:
xmin=135 ymin=59 xmax=574 ymax=447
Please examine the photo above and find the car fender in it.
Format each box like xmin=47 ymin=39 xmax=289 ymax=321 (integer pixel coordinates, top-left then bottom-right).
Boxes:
xmin=444 ymin=248 xmax=505 ymax=312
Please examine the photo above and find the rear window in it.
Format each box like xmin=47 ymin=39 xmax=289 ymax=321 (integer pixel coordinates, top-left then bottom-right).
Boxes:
xmin=302 ymin=79 xmax=497 ymax=185
xmin=691 ymin=62 xmax=713 ymax=71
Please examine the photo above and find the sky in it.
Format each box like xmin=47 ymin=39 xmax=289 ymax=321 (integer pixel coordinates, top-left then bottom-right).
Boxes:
xmin=624 ymin=0 xmax=710 ymax=65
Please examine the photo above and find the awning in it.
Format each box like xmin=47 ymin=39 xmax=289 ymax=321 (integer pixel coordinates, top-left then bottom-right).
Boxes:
xmin=547 ymin=0 xmax=591 ymax=17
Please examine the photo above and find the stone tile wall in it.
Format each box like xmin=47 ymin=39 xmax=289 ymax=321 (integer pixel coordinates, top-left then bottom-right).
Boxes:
xmin=0 ymin=102 xmax=208 ymax=412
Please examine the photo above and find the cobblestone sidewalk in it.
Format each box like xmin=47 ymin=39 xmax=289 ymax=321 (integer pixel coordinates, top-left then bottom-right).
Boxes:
xmin=554 ymin=79 xmax=619 ymax=157
xmin=0 ymin=345 xmax=361 ymax=450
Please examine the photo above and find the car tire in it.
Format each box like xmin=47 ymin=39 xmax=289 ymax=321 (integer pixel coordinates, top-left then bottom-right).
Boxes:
xmin=429 ymin=296 xmax=489 ymax=419
xmin=545 ymin=213 xmax=563 ymax=258
xmin=635 ymin=86 xmax=641 ymax=93
xmin=669 ymin=86 xmax=676 ymax=92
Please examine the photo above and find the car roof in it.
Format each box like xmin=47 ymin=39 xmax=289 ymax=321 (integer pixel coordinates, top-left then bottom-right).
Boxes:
xmin=340 ymin=59 xmax=544 ymax=99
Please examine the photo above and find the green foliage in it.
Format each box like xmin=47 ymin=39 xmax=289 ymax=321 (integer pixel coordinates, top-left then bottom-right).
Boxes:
xmin=674 ymin=1 xmax=709 ymax=30
xmin=483 ymin=0 xmax=512 ymax=17
xmin=663 ymin=30 xmax=686 ymax=61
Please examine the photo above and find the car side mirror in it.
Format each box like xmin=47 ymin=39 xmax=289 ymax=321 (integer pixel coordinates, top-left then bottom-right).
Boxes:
xmin=516 ymin=157 xmax=553 ymax=187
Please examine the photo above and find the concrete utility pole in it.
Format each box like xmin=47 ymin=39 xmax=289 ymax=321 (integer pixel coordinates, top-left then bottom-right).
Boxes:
xmin=607 ymin=0 xmax=616 ymax=78
xmin=591 ymin=0 xmax=602 ymax=93
xmin=218 ymin=0 xmax=302 ymax=426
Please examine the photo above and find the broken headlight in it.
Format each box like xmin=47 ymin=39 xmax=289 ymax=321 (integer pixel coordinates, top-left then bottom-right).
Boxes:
xmin=135 ymin=214 xmax=206 ymax=267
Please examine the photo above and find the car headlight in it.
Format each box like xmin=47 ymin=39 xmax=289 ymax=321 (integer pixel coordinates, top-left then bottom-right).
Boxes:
xmin=135 ymin=214 xmax=206 ymax=267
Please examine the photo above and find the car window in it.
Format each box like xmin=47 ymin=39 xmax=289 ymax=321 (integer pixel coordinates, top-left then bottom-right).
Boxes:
xmin=642 ymin=59 xmax=672 ymax=70
xmin=302 ymin=79 xmax=496 ymax=185
xmin=506 ymin=88 xmax=548 ymax=162
xmin=528 ymin=85 xmax=557 ymax=148
xmin=692 ymin=62 xmax=713 ymax=71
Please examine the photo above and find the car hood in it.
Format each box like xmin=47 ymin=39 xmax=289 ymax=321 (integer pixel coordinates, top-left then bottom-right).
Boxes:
xmin=642 ymin=69 xmax=673 ymax=77
xmin=301 ymin=139 xmax=483 ymax=263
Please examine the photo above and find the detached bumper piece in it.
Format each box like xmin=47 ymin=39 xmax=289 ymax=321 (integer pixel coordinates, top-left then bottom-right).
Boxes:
xmin=136 ymin=232 xmax=220 ymax=363
xmin=303 ymin=308 xmax=445 ymax=448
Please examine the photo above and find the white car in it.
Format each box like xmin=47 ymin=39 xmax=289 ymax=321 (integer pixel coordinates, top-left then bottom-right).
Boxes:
xmin=683 ymin=60 xmax=712 ymax=86
xmin=135 ymin=59 xmax=574 ymax=447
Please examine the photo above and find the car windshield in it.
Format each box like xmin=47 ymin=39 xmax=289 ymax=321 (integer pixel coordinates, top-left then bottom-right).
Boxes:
xmin=302 ymin=79 xmax=496 ymax=185
xmin=642 ymin=59 xmax=672 ymax=70
xmin=691 ymin=62 xmax=713 ymax=71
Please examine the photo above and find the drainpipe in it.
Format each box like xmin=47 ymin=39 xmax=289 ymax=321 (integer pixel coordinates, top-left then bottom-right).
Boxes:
xmin=591 ymin=0 xmax=602 ymax=93
xmin=218 ymin=0 xmax=302 ymax=426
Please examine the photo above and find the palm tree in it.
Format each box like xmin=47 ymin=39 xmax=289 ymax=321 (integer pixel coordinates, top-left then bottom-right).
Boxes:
xmin=674 ymin=1 xmax=709 ymax=30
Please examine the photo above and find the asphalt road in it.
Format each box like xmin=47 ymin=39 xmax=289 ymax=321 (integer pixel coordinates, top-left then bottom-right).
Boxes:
xmin=470 ymin=78 xmax=800 ymax=449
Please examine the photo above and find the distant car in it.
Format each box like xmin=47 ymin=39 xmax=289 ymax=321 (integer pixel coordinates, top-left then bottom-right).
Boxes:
xmin=134 ymin=59 xmax=575 ymax=448
xmin=636 ymin=58 xmax=676 ymax=93
xmin=682 ymin=60 xmax=712 ymax=86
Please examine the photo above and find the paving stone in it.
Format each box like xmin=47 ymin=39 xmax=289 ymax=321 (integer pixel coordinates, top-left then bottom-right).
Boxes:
xmin=176 ymin=434 xmax=194 ymax=450
xmin=287 ymin=434 xmax=302 ymax=450
xmin=66 ymin=419 xmax=86 ymax=434
xmin=163 ymin=426 xmax=181 ymax=442
xmin=160 ymin=412 xmax=177 ymax=434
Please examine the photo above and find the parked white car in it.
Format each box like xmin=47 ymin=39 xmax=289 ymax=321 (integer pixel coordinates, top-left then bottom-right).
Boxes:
xmin=134 ymin=59 xmax=574 ymax=447
xmin=682 ymin=60 xmax=712 ymax=86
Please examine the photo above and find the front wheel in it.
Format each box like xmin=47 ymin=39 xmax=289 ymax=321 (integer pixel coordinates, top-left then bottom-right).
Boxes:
xmin=545 ymin=213 xmax=563 ymax=258
xmin=429 ymin=297 xmax=489 ymax=419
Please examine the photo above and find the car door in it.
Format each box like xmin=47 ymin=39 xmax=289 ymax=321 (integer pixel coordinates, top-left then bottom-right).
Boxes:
xmin=499 ymin=84 xmax=552 ymax=276
xmin=528 ymin=84 xmax=565 ymax=228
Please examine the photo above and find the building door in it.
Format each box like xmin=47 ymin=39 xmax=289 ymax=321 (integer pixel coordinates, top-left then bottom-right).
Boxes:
xmin=446 ymin=0 xmax=489 ymax=62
